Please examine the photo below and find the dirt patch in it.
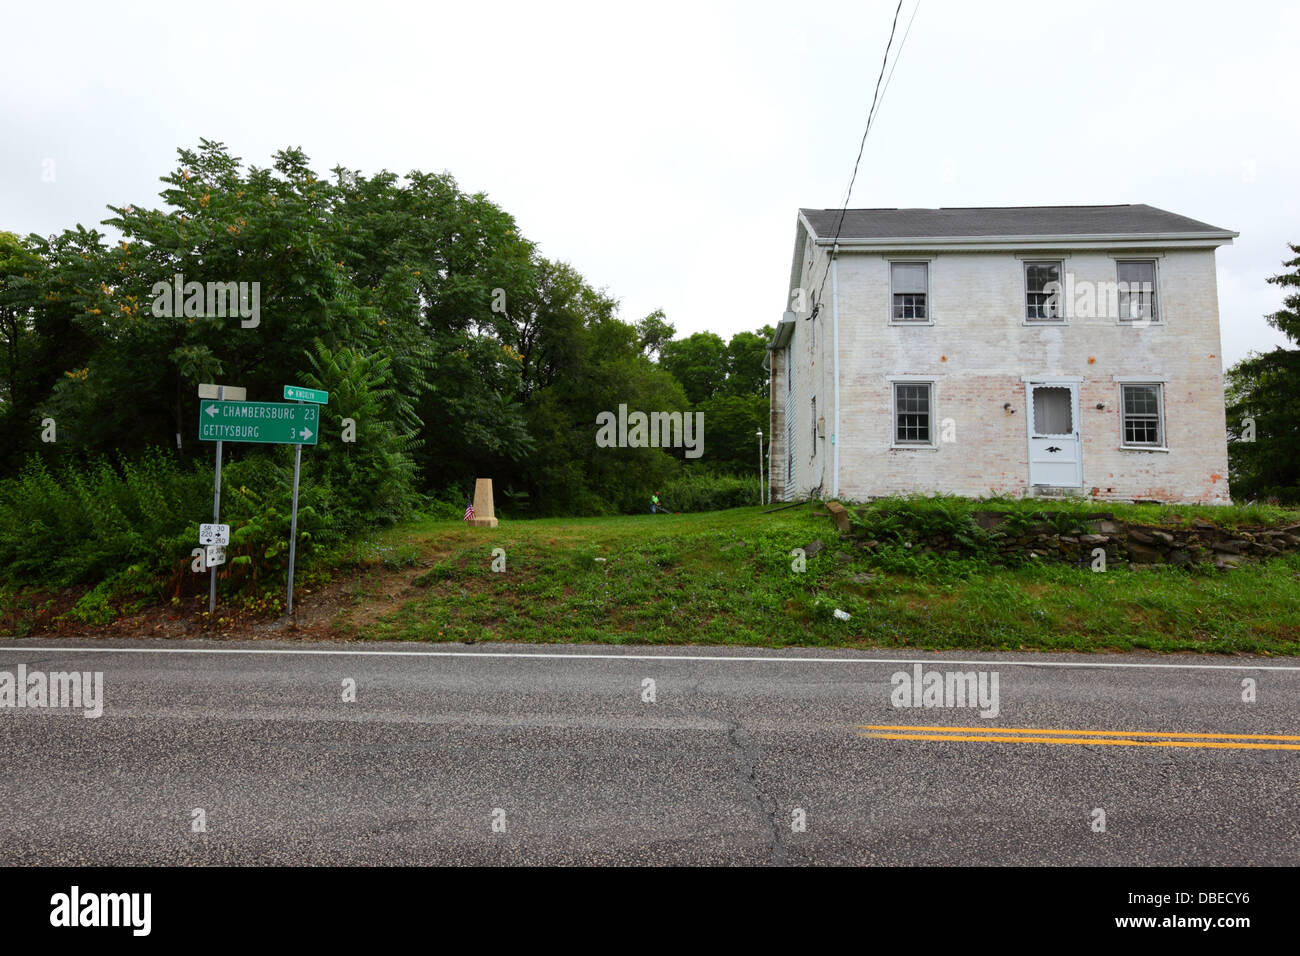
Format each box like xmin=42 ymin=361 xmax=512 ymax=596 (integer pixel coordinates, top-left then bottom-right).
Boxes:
xmin=328 ymin=561 xmax=436 ymax=637
xmin=2 ymin=547 xmax=454 ymax=643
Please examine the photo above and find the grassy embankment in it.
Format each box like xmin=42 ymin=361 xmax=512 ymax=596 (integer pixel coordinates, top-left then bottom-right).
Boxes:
xmin=330 ymin=498 xmax=1300 ymax=654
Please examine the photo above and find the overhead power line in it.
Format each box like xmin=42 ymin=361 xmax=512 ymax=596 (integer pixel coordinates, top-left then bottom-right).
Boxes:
xmin=811 ymin=0 xmax=919 ymax=317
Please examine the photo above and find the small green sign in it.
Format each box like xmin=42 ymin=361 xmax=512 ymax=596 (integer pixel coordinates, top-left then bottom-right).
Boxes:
xmin=199 ymin=401 xmax=320 ymax=445
xmin=283 ymin=385 xmax=329 ymax=405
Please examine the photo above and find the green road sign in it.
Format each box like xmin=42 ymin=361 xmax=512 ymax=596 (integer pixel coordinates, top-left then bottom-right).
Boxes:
xmin=283 ymin=385 xmax=329 ymax=404
xmin=199 ymin=400 xmax=320 ymax=445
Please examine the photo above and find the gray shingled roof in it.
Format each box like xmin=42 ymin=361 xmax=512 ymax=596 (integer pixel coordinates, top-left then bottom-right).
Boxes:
xmin=800 ymin=204 xmax=1235 ymax=240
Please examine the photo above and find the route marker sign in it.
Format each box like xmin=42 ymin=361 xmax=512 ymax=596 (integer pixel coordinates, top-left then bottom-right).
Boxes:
xmin=198 ymin=401 xmax=319 ymax=445
xmin=199 ymin=523 xmax=230 ymax=546
xmin=283 ymin=385 xmax=328 ymax=404
xmin=206 ymin=545 xmax=226 ymax=567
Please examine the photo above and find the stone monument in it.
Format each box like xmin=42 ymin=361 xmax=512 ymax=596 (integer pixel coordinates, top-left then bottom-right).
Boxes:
xmin=468 ymin=477 xmax=498 ymax=528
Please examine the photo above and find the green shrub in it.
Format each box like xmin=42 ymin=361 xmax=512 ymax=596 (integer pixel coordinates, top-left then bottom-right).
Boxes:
xmin=0 ymin=441 xmax=414 ymax=594
xmin=0 ymin=449 xmax=212 ymax=583
xmin=658 ymin=472 xmax=761 ymax=513
xmin=65 ymin=579 xmax=117 ymax=626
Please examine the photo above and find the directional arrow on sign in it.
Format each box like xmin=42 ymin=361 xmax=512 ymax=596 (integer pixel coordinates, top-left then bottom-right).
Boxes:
xmin=205 ymin=403 xmax=220 ymax=418
xmin=283 ymin=385 xmax=329 ymax=405
xmin=299 ymin=428 xmax=313 ymax=440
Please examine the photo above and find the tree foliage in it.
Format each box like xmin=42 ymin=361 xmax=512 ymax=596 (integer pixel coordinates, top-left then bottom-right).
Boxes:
xmin=0 ymin=138 xmax=778 ymax=577
xmin=1225 ymin=243 xmax=1300 ymax=502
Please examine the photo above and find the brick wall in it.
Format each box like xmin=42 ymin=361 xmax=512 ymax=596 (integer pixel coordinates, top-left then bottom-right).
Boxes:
xmin=771 ymin=243 xmax=1232 ymax=504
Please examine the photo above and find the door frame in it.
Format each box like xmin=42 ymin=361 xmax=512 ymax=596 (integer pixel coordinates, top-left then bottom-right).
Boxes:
xmin=1023 ymin=377 xmax=1083 ymax=488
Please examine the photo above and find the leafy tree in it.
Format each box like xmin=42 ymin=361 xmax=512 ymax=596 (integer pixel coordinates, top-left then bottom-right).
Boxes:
xmin=660 ymin=331 xmax=727 ymax=405
xmin=635 ymin=309 xmax=675 ymax=361
xmin=1 ymin=139 xmax=779 ymax=537
xmin=301 ymin=341 xmax=421 ymax=525
xmin=0 ymin=232 xmax=50 ymax=471
xmin=1225 ymin=243 xmax=1300 ymax=502
xmin=723 ymin=327 xmax=774 ymax=399
xmin=517 ymin=297 xmax=687 ymax=513
xmin=0 ymin=232 xmax=39 ymax=410
xmin=695 ymin=392 xmax=768 ymax=474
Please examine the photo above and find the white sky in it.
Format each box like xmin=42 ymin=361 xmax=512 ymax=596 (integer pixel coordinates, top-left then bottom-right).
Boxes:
xmin=2 ymin=0 xmax=1295 ymax=368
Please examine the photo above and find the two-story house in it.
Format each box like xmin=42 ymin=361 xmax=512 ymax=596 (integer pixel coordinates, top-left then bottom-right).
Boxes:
xmin=767 ymin=205 xmax=1238 ymax=504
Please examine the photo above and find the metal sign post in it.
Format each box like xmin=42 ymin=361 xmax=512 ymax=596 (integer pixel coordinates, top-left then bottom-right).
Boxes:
xmin=198 ymin=384 xmax=247 ymax=619
xmin=286 ymin=416 xmax=303 ymax=616
xmin=282 ymin=386 xmax=327 ymax=618
xmin=209 ymin=385 xmax=225 ymax=616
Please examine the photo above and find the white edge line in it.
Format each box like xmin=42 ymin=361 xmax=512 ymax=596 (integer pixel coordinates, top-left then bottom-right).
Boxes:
xmin=0 ymin=646 xmax=1296 ymax=671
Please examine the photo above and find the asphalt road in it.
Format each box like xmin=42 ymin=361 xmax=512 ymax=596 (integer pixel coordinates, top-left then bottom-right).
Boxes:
xmin=1 ymin=638 xmax=1296 ymax=865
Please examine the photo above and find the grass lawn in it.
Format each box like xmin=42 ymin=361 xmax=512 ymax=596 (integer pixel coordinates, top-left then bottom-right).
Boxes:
xmin=331 ymin=501 xmax=1300 ymax=655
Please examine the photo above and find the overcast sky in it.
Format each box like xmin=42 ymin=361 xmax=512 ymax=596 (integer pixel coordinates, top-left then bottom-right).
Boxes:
xmin=2 ymin=0 xmax=1295 ymax=367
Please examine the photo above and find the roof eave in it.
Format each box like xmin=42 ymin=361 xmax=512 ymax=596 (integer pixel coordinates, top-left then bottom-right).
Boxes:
xmin=768 ymin=317 xmax=796 ymax=350
xmin=809 ymin=231 xmax=1238 ymax=250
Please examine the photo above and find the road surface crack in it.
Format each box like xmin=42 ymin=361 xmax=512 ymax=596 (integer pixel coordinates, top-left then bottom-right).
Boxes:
xmin=726 ymin=720 xmax=786 ymax=866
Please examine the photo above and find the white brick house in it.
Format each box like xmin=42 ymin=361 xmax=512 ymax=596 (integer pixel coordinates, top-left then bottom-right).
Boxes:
xmin=767 ymin=205 xmax=1238 ymax=504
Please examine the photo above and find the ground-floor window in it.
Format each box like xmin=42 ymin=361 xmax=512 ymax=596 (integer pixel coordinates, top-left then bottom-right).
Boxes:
xmin=1120 ymin=383 xmax=1164 ymax=447
xmin=893 ymin=382 xmax=933 ymax=445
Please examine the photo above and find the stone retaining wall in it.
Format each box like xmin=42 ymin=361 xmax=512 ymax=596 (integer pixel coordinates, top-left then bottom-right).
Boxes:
xmin=850 ymin=509 xmax=1300 ymax=569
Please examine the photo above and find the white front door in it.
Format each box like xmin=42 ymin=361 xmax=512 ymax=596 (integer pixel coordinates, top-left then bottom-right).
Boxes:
xmin=1027 ymin=382 xmax=1081 ymax=487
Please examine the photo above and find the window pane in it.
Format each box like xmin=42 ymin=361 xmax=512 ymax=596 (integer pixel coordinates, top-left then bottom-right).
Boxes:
xmin=893 ymin=293 xmax=926 ymax=320
xmin=1025 ymin=262 xmax=1060 ymax=292
xmin=895 ymin=384 xmax=931 ymax=442
xmin=1118 ymin=261 xmax=1157 ymax=320
xmin=1117 ymin=261 xmax=1155 ymax=285
xmin=1032 ymin=386 xmax=1072 ymax=434
xmin=1124 ymin=419 xmax=1159 ymax=444
xmin=1123 ymin=385 xmax=1158 ymax=415
xmin=892 ymin=262 xmax=927 ymax=294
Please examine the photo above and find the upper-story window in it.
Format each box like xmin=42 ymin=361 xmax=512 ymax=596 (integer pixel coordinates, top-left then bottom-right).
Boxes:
xmin=1117 ymin=259 xmax=1159 ymax=323
xmin=891 ymin=262 xmax=928 ymax=322
xmin=1024 ymin=260 xmax=1063 ymax=322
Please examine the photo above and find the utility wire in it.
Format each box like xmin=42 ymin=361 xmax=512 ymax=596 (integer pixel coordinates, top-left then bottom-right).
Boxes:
xmin=873 ymin=0 xmax=921 ymax=131
xmin=810 ymin=0 xmax=914 ymax=317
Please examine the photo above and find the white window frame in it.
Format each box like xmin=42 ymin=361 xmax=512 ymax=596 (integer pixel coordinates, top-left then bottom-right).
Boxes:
xmin=889 ymin=260 xmax=933 ymax=326
xmin=1118 ymin=381 xmax=1167 ymax=450
xmin=1023 ymin=259 xmax=1066 ymax=324
xmin=1115 ymin=258 xmax=1161 ymax=326
xmin=890 ymin=380 xmax=937 ymax=449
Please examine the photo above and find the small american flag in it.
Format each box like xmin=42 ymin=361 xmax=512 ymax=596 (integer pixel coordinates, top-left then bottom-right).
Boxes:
xmin=464 ymin=499 xmax=475 ymax=521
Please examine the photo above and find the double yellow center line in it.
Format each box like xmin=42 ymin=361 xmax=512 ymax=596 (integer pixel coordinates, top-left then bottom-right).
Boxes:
xmin=858 ymin=725 xmax=1300 ymax=751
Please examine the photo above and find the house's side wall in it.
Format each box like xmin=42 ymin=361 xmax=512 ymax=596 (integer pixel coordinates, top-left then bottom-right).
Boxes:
xmin=830 ymin=247 xmax=1231 ymax=504
xmin=770 ymin=229 xmax=836 ymax=501
xmin=767 ymin=345 xmax=787 ymax=500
